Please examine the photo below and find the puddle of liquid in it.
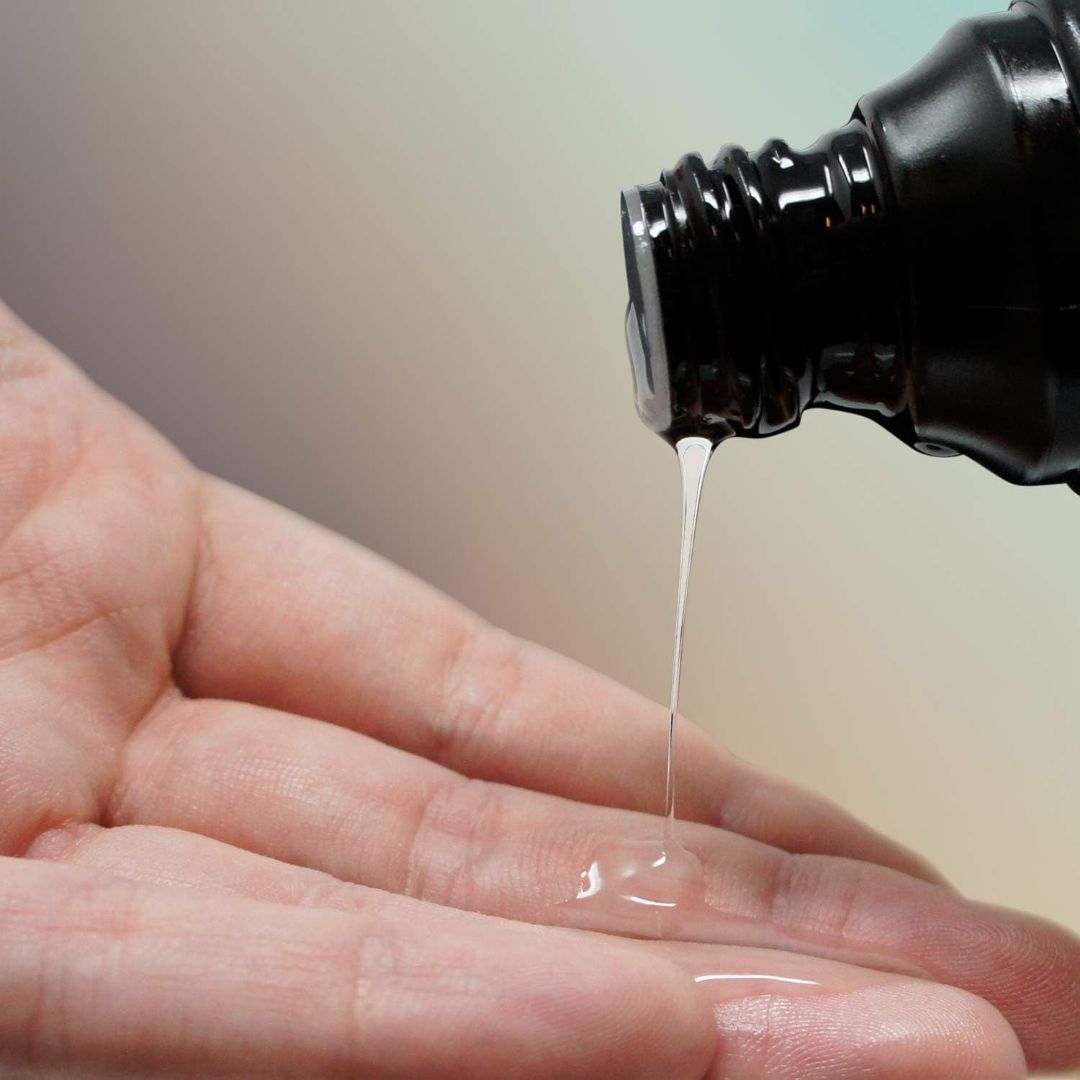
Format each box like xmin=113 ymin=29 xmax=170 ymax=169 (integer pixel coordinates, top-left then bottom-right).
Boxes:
xmin=558 ymin=436 xmax=721 ymax=939
xmin=563 ymin=837 xmax=709 ymax=940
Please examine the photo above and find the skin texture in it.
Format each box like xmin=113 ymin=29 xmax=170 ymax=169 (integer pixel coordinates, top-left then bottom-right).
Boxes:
xmin=0 ymin=300 xmax=1076 ymax=1077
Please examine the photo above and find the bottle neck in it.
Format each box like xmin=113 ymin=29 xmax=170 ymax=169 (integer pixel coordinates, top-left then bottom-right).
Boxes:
xmin=623 ymin=121 xmax=912 ymax=448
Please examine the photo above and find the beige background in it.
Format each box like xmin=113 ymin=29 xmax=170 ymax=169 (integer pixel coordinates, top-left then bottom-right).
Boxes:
xmin=0 ymin=2 xmax=1075 ymax=1073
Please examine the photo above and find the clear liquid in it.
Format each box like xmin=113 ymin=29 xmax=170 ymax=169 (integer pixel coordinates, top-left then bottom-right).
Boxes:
xmin=663 ymin=436 xmax=714 ymax=840
xmin=558 ymin=437 xmax=717 ymax=939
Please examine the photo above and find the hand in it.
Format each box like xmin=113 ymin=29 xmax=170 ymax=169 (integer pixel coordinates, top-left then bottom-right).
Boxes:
xmin=0 ymin=300 xmax=1076 ymax=1079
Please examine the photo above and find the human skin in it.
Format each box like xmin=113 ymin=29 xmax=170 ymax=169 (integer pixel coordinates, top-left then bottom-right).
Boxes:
xmin=0 ymin=300 xmax=1076 ymax=1078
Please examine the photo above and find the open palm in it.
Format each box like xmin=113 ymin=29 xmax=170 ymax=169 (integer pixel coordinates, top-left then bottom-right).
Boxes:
xmin=1 ymin=301 xmax=1077 ymax=1078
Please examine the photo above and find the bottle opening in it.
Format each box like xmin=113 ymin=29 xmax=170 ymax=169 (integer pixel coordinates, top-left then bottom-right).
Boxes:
xmin=621 ymin=188 xmax=670 ymax=435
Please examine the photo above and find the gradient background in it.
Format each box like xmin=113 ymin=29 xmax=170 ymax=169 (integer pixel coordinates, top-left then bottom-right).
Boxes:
xmin=0 ymin=2 xmax=1076 ymax=1071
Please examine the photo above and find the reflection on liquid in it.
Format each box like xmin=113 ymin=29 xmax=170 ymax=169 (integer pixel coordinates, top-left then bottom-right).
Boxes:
xmin=556 ymin=837 xmax=710 ymax=940
xmin=694 ymin=973 xmax=821 ymax=987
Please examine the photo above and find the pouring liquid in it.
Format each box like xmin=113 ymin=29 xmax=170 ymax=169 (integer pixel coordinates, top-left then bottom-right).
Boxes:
xmin=559 ymin=437 xmax=718 ymax=939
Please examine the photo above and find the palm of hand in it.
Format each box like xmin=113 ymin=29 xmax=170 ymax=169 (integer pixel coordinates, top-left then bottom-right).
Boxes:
xmin=0 ymin=305 xmax=1077 ymax=1078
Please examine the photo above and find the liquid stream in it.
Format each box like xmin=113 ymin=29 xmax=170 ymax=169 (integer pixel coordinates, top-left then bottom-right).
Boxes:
xmin=559 ymin=437 xmax=718 ymax=940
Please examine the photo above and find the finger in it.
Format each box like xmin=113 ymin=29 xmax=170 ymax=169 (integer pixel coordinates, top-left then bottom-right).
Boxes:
xmin=173 ymin=477 xmax=940 ymax=881
xmin=701 ymin=981 xmax=1025 ymax=1080
xmin=108 ymin=695 xmax=1080 ymax=1071
xmin=0 ymin=299 xmax=199 ymax=856
xmin=0 ymin=855 xmax=716 ymax=1079
xmin=32 ymin=823 xmax=1028 ymax=1079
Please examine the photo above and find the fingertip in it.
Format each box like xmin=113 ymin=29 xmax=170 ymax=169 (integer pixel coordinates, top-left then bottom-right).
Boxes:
xmin=708 ymin=980 xmax=1026 ymax=1079
xmin=932 ymin=905 xmax=1080 ymax=1072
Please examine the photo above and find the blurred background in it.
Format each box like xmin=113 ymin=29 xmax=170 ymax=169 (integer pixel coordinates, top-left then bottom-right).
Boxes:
xmin=0 ymin=2 xmax=1076 ymax=1071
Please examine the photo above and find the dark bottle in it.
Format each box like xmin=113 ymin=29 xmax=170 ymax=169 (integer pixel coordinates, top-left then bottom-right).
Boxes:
xmin=622 ymin=0 xmax=1080 ymax=492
